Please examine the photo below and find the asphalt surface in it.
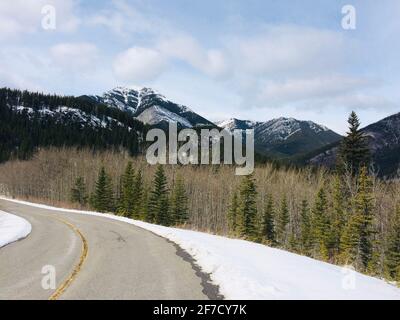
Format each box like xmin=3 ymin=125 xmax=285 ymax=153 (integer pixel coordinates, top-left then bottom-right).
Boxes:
xmin=0 ymin=199 xmax=210 ymax=300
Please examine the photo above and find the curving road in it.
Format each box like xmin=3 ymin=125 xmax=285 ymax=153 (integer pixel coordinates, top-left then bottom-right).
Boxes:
xmin=0 ymin=199 xmax=213 ymax=300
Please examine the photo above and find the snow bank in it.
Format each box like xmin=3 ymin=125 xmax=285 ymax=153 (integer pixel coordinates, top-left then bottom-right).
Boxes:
xmin=0 ymin=210 xmax=32 ymax=248
xmin=1 ymin=197 xmax=400 ymax=300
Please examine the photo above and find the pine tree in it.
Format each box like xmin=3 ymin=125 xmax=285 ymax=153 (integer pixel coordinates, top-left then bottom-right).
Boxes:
xmin=338 ymin=111 xmax=370 ymax=175
xmin=70 ymin=176 xmax=87 ymax=207
xmin=331 ymin=175 xmax=346 ymax=258
xmin=236 ymin=175 xmax=258 ymax=240
xmin=384 ymin=204 xmax=400 ymax=281
xmin=91 ymin=166 xmax=114 ymax=213
xmin=117 ymin=162 xmax=135 ymax=217
xmin=149 ymin=165 xmax=170 ymax=226
xmin=132 ymin=170 xmax=143 ymax=218
xmin=227 ymin=191 xmax=239 ymax=235
xmin=262 ymin=194 xmax=276 ymax=245
xmin=300 ymin=199 xmax=313 ymax=255
xmin=355 ymin=166 xmax=375 ymax=270
xmin=340 ymin=167 xmax=375 ymax=269
xmin=312 ymin=187 xmax=330 ymax=260
xmin=340 ymin=213 xmax=361 ymax=265
xmin=170 ymin=174 xmax=189 ymax=225
xmin=141 ymin=186 xmax=150 ymax=221
xmin=276 ymin=195 xmax=289 ymax=246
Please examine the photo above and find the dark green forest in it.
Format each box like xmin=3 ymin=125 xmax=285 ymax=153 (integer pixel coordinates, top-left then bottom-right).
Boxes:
xmin=0 ymin=88 xmax=148 ymax=162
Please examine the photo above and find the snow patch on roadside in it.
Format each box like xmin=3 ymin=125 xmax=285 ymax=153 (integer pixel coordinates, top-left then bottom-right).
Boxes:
xmin=0 ymin=210 xmax=32 ymax=248
xmin=1 ymin=197 xmax=400 ymax=300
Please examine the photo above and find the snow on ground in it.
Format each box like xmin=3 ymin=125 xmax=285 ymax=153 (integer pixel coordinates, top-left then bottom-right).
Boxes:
xmin=0 ymin=210 xmax=32 ymax=248
xmin=1 ymin=197 xmax=400 ymax=300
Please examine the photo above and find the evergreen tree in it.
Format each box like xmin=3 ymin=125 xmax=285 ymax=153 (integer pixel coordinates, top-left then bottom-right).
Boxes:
xmin=227 ymin=191 xmax=239 ymax=235
xmin=117 ymin=162 xmax=135 ymax=217
xmin=276 ymin=195 xmax=289 ymax=246
xmin=331 ymin=175 xmax=346 ymax=258
xmin=149 ymin=165 xmax=170 ymax=226
xmin=312 ymin=187 xmax=330 ymax=260
xmin=384 ymin=204 xmax=400 ymax=281
xmin=70 ymin=176 xmax=87 ymax=207
xmin=236 ymin=175 xmax=258 ymax=240
xmin=262 ymin=194 xmax=276 ymax=245
xmin=91 ymin=166 xmax=114 ymax=213
xmin=340 ymin=167 xmax=375 ymax=269
xmin=338 ymin=111 xmax=370 ymax=174
xmin=141 ymin=186 xmax=150 ymax=221
xmin=355 ymin=166 xmax=375 ymax=270
xmin=132 ymin=170 xmax=143 ymax=218
xmin=340 ymin=213 xmax=361 ymax=265
xmin=170 ymin=174 xmax=189 ymax=225
xmin=300 ymin=199 xmax=313 ymax=255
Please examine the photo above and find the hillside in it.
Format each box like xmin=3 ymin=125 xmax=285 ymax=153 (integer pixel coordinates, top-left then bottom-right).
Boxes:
xmin=309 ymin=112 xmax=400 ymax=176
xmin=218 ymin=117 xmax=342 ymax=158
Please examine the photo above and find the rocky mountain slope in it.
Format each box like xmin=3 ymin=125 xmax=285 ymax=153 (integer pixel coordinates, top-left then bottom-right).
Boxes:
xmin=218 ymin=117 xmax=342 ymax=158
xmin=86 ymin=87 xmax=214 ymax=128
xmin=309 ymin=112 xmax=400 ymax=176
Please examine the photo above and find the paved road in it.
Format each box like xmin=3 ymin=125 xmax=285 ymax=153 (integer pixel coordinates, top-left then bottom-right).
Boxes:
xmin=0 ymin=199 xmax=211 ymax=300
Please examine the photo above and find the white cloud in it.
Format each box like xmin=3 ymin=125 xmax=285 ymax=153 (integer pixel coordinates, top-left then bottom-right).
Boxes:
xmin=113 ymin=47 xmax=167 ymax=83
xmin=258 ymin=75 xmax=374 ymax=104
xmin=50 ymin=43 xmax=99 ymax=71
xmin=86 ymin=0 xmax=167 ymax=39
xmin=230 ymin=25 xmax=345 ymax=77
xmin=158 ymin=35 xmax=229 ymax=78
xmin=0 ymin=0 xmax=79 ymax=40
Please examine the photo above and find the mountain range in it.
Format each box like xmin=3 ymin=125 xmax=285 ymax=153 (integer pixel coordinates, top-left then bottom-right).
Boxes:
xmin=1 ymin=86 xmax=399 ymax=176
xmin=309 ymin=111 xmax=400 ymax=177
xmin=217 ymin=117 xmax=342 ymax=159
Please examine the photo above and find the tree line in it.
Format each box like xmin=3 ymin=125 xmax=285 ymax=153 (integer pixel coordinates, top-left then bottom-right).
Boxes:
xmin=70 ymin=163 xmax=189 ymax=227
xmin=0 ymin=88 xmax=147 ymax=162
xmin=226 ymin=112 xmax=400 ymax=282
xmin=1 ymin=112 xmax=399 ymax=284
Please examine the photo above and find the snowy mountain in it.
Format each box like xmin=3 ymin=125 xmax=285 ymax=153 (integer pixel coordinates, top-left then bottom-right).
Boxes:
xmin=309 ymin=111 xmax=400 ymax=176
xmin=86 ymin=87 xmax=215 ymax=128
xmin=12 ymin=105 xmax=127 ymax=130
xmin=218 ymin=117 xmax=342 ymax=158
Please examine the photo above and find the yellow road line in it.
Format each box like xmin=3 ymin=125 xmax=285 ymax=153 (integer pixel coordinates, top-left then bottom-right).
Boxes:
xmin=48 ymin=217 xmax=88 ymax=300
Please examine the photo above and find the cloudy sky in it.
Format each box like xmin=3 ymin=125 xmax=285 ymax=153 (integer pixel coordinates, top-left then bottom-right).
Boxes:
xmin=0 ymin=0 xmax=399 ymax=133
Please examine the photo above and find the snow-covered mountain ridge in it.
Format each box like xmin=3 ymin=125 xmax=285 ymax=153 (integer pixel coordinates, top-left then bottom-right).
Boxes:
xmin=86 ymin=87 xmax=214 ymax=128
xmin=217 ymin=117 xmax=342 ymax=158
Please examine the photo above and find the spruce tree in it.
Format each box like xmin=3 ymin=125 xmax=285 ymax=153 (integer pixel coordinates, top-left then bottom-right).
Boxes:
xmin=227 ymin=191 xmax=239 ymax=235
xmin=340 ymin=213 xmax=361 ymax=265
xmin=338 ymin=111 xmax=370 ymax=174
xmin=262 ymin=194 xmax=276 ymax=245
xmin=149 ymin=165 xmax=170 ymax=226
xmin=91 ymin=166 xmax=114 ymax=213
xmin=355 ymin=166 xmax=375 ymax=270
xmin=141 ymin=186 xmax=150 ymax=221
xmin=312 ymin=187 xmax=330 ymax=260
xmin=340 ymin=167 xmax=375 ymax=269
xmin=70 ymin=176 xmax=87 ymax=207
xmin=331 ymin=175 xmax=346 ymax=258
xmin=170 ymin=174 xmax=189 ymax=225
xmin=236 ymin=175 xmax=258 ymax=240
xmin=276 ymin=195 xmax=289 ymax=246
xmin=132 ymin=170 xmax=143 ymax=218
xmin=384 ymin=204 xmax=400 ymax=281
xmin=300 ymin=199 xmax=313 ymax=255
xmin=117 ymin=162 xmax=135 ymax=217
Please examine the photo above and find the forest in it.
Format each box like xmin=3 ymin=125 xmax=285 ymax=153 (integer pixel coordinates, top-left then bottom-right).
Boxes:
xmin=0 ymin=88 xmax=148 ymax=162
xmin=0 ymin=112 xmax=399 ymax=284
